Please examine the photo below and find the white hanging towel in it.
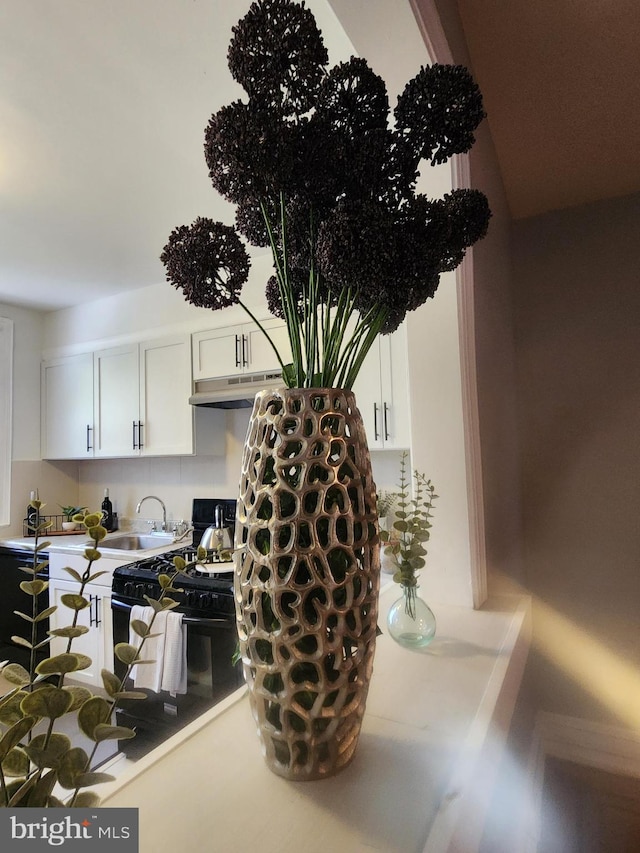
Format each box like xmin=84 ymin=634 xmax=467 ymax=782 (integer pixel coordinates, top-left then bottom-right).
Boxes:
xmin=161 ymin=611 xmax=188 ymax=696
xmin=128 ymin=605 xmax=187 ymax=695
xmin=129 ymin=605 xmax=164 ymax=692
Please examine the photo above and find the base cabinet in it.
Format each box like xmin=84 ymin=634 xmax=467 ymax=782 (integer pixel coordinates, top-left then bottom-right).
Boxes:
xmin=48 ymin=579 xmax=112 ymax=688
xmin=48 ymin=551 xmax=128 ymax=687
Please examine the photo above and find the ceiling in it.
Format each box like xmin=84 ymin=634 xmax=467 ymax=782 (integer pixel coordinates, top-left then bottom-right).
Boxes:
xmin=1 ymin=0 xmax=638 ymax=312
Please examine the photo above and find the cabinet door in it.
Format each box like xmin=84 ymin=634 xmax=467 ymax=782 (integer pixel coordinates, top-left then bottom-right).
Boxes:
xmin=352 ymin=342 xmax=384 ymax=450
xmin=49 ymin=579 xmax=109 ymax=687
xmin=247 ymin=320 xmax=291 ymax=374
xmin=140 ymin=336 xmax=194 ymax=456
xmin=192 ymin=326 xmax=244 ymax=380
xmin=93 ymin=345 xmax=140 ymax=457
xmin=41 ymin=353 xmax=94 ymax=459
xmin=380 ymin=327 xmax=411 ymax=449
xmin=193 ymin=320 xmax=290 ymax=380
xmin=351 ymin=325 xmax=411 ymax=450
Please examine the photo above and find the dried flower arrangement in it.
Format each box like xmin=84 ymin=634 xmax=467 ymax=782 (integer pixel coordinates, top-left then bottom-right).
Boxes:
xmin=161 ymin=0 xmax=491 ymax=389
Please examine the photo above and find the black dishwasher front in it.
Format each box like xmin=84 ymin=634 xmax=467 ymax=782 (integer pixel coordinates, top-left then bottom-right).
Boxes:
xmin=0 ymin=545 xmax=49 ymax=670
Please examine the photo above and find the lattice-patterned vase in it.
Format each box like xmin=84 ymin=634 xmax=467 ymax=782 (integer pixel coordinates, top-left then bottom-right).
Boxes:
xmin=235 ymin=387 xmax=380 ymax=780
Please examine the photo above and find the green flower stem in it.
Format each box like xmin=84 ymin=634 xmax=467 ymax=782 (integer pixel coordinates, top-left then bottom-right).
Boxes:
xmin=277 ymin=192 xmax=303 ymax=385
xmin=261 ymin=197 xmax=303 ymax=384
xmin=320 ymin=287 xmax=356 ymax=386
xmin=343 ymin=308 xmax=387 ymax=389
xmin=404 ymin=584 xmax=417 ymax=619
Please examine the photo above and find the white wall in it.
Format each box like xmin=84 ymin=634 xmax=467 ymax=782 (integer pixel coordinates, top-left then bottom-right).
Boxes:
xmin=0 ymin=302 xmax=78 ymax=536
xmin=43 ymin=253 xmax=275 ymax=356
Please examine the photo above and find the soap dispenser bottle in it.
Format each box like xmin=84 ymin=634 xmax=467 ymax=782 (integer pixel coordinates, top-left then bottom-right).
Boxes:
xmin=101 ymin=488 xmax=114 ymax=531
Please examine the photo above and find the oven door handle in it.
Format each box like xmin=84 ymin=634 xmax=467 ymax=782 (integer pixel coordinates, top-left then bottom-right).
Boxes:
xmin=110 ymin=597 xmax=233 ymax=627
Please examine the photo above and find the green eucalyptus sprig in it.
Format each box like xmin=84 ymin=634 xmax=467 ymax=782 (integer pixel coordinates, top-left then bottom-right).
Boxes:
xmin=380 ymin=453 xmax=438 ymax=618
xmin=0 ymin=503 xmax=203 ymax=808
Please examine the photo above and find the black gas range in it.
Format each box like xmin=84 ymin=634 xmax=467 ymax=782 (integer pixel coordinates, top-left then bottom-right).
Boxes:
xmin=111 ymin=544 xmax=236 ymax=619
xmin=109 ymin=499 xmax=242 ymax=759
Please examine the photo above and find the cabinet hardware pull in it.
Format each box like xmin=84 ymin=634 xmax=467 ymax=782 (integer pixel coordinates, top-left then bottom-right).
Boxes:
xmin=383 ymin=402 xmax=390 ymax=441
xmin=241 ymin=334 xmax=248 ymax=368
xmin=373 ymin=403 xmax=379 ymax=441
xmin=94 ymin=595 xmax=101 ymax=627
xmin=132 ymin=420 xmax=138 ymax=449
xmin=138 ymin=421 xmax=144 ymax=449
xmin=86 ymin=425 xmax=93 ymax=452
xmin=88 ymin=594 xmax=94 ymax=627
xmin=235 ymin=335 xmax=241 ymax=367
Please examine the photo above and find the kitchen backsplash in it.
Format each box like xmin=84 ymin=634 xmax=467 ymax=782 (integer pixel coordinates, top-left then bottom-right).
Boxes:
xmin=2 ymin=459 xmax=79 ymax=538
xmin=3 ymin=409 xmax=406 ymax=537
xmin=77 ymin=409 xmax=251 ymax=527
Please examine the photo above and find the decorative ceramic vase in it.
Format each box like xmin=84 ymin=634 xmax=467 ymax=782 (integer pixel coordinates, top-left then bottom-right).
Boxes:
xmin=235 ymin=387 xmax=380 ymax=780
xmin=61 ymin=521 xmax=77 ymax=531
xmin=387 ymin=586 xmax=436 ymax=649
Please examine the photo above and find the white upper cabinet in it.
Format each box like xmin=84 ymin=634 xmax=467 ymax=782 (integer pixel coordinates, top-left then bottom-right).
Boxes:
xmin=42 ymin=335 xmax=194 ymax=460
xmin=192 ymin=320 xmax=291 ymax=380
xmin=352 ymin=325 xmax=411 ymax=451
xmin=93 ymin=336 xmax=193 ymax=457
xmin=93 ymin=344 xmax=139 ymax=457
xmin=41 ymin=353 xmax=94 ymax=459
xmin=139 ymin=336 xmax=194 ymax=456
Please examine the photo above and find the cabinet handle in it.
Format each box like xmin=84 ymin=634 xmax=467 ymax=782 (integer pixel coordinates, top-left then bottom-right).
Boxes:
xmin=373 ymin=403 xmax=379 ymax=441
xmin=241 ymin=334 xmax=248 ymax=368
xmin=94 ymin=595 xmax=101 ymax=628
xmin=138 ymin=421 xmax=144 ymax=449
xmin=132 ymin=420 xmax=137 ymax=449
xmin=86 ymin=425 xmax=93 ymax=452
xmin=235 ymin=335 xmax=241 ymax=368
xmin=383 ymin=402 xmax=390 ymax=442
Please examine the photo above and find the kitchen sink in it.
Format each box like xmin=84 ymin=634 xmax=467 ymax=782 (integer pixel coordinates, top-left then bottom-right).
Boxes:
xmin=101 ymin=533 xmax=175 ymax=551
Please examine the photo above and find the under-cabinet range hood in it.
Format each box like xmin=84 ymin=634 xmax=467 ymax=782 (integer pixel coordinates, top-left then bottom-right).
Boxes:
xmin=189 ymin=371 xmax=284 ymax=409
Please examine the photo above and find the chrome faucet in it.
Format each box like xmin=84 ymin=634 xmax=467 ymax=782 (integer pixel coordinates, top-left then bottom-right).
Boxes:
xmin=136 ymin=495 xmax=167 ymax=531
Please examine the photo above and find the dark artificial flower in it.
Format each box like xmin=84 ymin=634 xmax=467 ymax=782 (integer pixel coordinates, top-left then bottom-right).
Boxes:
xmin=161 ymin=218 xmax=250 ymax=310
xmin=315 ymin=57 xmax=389 ymax=136
xmin=235 ymin=198 xmax=274 ymax=247
xmin=315 ymin=199 xmax=397 ymax=309
xmin=439 ymin=189 xmax=491 ymax=269
xmin=394 ymin=64 xmax=485 ymax=166
xmin=265 ymin=275 xmax=285 ymax=319
xmin=204 ymin=101 xmax=299 ymax=204
xmin=265 ymin=270 xmax=309 ymax=319
xmin=313 ymin=59 xmax=394 ymax=205
xmin=227 ymin=0 xmax=328 ymax=116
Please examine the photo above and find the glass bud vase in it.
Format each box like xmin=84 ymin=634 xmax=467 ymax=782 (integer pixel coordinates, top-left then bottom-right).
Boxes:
xmin=387 ymin=586 xmax=436 ymax=649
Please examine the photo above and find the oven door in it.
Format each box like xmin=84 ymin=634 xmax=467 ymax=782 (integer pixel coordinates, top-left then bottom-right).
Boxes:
xmin=111 ymin=597 xmax=242 ymax=757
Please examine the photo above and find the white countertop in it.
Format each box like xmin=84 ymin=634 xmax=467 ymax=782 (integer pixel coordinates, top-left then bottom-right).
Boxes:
xmin=0 ymin=533 xmax=89 ymax=550
xmin=0 ymin=532 xmax=192 ymax=559
xmin=99 ymin=584 xmax=531 ymax=853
